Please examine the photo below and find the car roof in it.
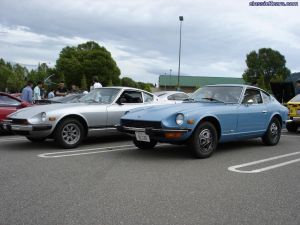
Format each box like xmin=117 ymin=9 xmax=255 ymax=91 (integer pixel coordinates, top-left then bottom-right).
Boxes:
xmin=205 ymin=84 xmax=264 ymax=91
xmin=93 ymin=86 xmax=155 ymax=96
xmin=154 ymin=91 xmax=186 ymax=95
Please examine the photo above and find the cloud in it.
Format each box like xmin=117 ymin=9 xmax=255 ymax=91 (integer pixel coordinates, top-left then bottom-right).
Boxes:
xmin=0 ymin=0 xmax=299 ymax=84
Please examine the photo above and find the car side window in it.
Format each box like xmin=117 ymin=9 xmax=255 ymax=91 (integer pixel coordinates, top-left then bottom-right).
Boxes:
xmin=167 ymin=94 xmax=176 ymax=100
xmin=261 ymin=91 xmax=271 ymax=104
xmin=119 ymin=91 xmax=143 ymax=103
xmin=167 ymin=93 xmax=188 ymax=100
xmin=242 ymin=89 xmax=263 ymax=104
xmin=143 ymin=92 xmax=154 ymax=103
xmin=175 ymin=93 xmax=189 ymax=100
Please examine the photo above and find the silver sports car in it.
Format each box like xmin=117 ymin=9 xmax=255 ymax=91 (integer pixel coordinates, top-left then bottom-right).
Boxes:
xmin=1 ymin=87 xmax=159 ymax=148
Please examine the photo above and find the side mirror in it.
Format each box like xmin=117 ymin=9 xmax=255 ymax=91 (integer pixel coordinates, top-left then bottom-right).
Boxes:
xmin=117 ymin=97 xmax=126 ymax=105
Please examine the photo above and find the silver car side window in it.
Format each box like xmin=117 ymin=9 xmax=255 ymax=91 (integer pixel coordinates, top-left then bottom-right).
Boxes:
xmin=119 ymin=91 xmax=143 ymax=103
xmin=143 ymin=92 xmax=154 ymax=102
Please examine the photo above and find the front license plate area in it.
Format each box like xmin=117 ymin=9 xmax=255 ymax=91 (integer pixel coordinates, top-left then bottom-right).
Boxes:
xmin=135 ymin=132 xmax=150 ymax=142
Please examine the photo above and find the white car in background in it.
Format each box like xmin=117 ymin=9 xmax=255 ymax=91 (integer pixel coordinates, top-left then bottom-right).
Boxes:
xmin=154 ymin=91 xmax=189 ymax=104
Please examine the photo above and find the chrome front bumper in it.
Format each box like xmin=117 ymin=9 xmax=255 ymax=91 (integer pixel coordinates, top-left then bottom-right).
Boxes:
xmin=1 ymin=120 xmax=52 ymax=132
xmin=117 ymin=125 xmax=190 ymax=137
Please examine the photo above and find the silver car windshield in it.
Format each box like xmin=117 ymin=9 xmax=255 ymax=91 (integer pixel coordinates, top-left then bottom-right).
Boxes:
xmin=79 ymin=88 xmax=121 ymax=104
xmin=189 ymin=86 xmax=243 ymax=104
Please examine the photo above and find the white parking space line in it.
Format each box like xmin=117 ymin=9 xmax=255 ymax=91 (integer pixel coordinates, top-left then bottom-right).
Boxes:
xmin=0 ymin=137 xmax=27 ymax=142
xmin=38 ymin=143 xmax=168 ymax=158
xmin=38 ymin=144 xmax=135 ymax=158
xmin=282 ymin=134 xmax=300 ymax=137
xmin=228 ymin=151 xmax=300 ymax=173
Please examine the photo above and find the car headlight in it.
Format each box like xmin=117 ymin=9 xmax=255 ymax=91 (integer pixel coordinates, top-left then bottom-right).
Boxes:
xmin=41 ymin=112 xmax=47 ymax=122
xmin=175 ymin=113 xmax=184 ymax=125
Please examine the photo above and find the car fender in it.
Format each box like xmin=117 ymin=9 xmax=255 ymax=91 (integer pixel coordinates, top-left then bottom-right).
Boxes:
xmin=51 ymin=113 xmax=89 ymax=136
xmin=192 ymin=114 xmax=222 ymax=139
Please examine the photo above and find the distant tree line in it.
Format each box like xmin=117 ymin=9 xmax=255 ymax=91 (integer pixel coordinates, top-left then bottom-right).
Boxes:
xmin=0 ymin=41 xmax=154 ymax=93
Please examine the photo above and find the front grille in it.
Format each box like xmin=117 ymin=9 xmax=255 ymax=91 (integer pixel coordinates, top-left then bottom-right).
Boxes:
xmin=121 ymin=119 xmax=162 ymax=129
xmin=10 ymin=119 xmax=29 ymax=125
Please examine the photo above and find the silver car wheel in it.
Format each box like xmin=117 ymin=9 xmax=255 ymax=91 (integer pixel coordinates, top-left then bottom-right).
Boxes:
xmin=270 ymin=122 xmax=278 ymax=137
xmin=62 ymin=123 xmax=81 ymax=145
xmin=198 ymin=129 xmax=213 ymax=152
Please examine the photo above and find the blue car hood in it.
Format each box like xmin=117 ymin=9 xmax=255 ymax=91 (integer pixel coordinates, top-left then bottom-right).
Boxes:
xmin=123 ymin=102 xmax=227 ymax=121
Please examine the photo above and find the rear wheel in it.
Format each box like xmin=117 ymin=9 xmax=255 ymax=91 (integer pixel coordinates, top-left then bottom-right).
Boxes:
xmin=133 ymin=138 xmax=157 ymax=150
xmin=55 ymin=118 xmax=84 ymax=148
xmin=286 ymin=121 xmax=298 ymax=132
xmin=189 ymin=122 xmax=218 ymax=158
xmin=26 ymin=137 xmax=46 ymax=143
xmin=262 ymin=118 xmax=281 ymax=146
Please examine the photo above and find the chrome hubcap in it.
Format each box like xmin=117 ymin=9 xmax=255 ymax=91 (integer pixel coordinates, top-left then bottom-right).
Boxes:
xmin=62 ymin=123 xmax=80 ymax=145
xmin=198 ymin=129 xmax=213 ymax=152
xmin=270 ymin=122 xmax=278 ymax=137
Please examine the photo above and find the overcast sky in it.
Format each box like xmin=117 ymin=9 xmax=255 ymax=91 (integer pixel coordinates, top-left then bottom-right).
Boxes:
xmin=0 ymin=0 xmax=299 ymax=84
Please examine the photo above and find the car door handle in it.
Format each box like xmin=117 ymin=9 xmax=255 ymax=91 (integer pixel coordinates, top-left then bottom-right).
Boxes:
xmin=262 ymin=110 xmax=267 ymax=113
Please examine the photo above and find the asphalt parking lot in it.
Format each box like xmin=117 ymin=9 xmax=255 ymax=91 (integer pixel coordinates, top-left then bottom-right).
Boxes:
xmin=0 ymin=131 xmax=299 ymax=225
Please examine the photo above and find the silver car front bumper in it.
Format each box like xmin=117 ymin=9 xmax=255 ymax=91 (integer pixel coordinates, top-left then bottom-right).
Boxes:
xmin=1 ymin=120 xmax=52 ymax=134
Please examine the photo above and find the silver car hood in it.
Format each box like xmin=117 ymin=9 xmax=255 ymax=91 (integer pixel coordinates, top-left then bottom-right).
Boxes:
xmin=8 ymin=103 xmax=108 ymax=119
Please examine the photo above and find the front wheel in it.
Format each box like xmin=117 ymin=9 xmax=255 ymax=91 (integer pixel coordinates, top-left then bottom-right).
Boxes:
xmin=55 ymin=118 xmax=84 ymax=148
xmin=133 ymin=138 xmax=157 ymax=150
xmin=189 ymin=122 xmax=218 ymax=158
xmin=262 ymin=118 xmax=281 ymax=146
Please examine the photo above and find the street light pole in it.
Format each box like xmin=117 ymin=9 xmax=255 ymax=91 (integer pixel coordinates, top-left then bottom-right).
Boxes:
xmin=169 ymin=69 xmax=172 ymax=90
xmin=177 ymin=16 xmax=183 ymax=91
xmin=164 ymin=72 xmax=167 ymax=90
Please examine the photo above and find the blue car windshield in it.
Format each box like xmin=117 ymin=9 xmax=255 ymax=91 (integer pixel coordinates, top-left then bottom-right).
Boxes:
xmin=79 ymin=88 xmax=121 ymax=104
xmin=189 ymin=86 xmax=243 ymax=104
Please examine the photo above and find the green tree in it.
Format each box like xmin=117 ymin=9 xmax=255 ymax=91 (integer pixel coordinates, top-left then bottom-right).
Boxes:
xmin=7 ymin=64 xmax=27 ymax=92
xmin=80 ymin=74 xmax=88 ymax=91
xmin=243 ymin=48 xmax=291 ymax=91
xmin=137 ymin=82 xmax=153 ymax=92
xmin=120 ymin=77 xmax=154 ymax=92
xmin=0 ymin=59 xmax=12 ymax=91
xmin=56 ymin=41 xmax=121 ymax=88
xmin=0 ymin=59 xmax=28 ymax=92
xmin=27 ymin=63 xmax=51 ymax=84
xmin=121 ymin=77 xmax=137 ymax=88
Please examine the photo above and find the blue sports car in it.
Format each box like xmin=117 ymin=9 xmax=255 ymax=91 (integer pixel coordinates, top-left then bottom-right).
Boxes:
xmin=118 ymin=85 xmax=289 ymax=158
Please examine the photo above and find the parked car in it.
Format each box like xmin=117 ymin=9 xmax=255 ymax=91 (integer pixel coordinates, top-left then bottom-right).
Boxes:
xmin=154 ymin=91 xmax=189 ymax=103
xmin=286 ymin=94 xmax=300 ymax=132
xmin=0 ymin=92 xmax=31 ymax=128
xmin=34 ymin=93 xmax=84 ymax=105
xmin=1 ymin=87 xmax=159 ymax=148
xmin=118 ymin=85 xmax=289 ymax=158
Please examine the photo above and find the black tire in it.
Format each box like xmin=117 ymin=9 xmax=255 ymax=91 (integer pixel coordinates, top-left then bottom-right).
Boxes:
xmin=26 ymin=137 xmax=46 ymax=143
xmin=286 ymin=122 xmax=298 ymax=132
xmin=189 ymin=122 xmax=218 ymax=158
xmin=133 ymin=138 xmax=157 ymax=150
xmin=55 ymin=118 xmax=84 ymax=148
xmin=262 ymin=117 xmax=281 ymax=146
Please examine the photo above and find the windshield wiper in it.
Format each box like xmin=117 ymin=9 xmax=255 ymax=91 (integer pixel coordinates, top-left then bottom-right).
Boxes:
xmin=201 ymin=97 xmax=225 ymax=103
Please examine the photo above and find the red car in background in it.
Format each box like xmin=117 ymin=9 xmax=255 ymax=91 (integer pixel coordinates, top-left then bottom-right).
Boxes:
xmin=0 ymin=92 xmax=31 ymax=127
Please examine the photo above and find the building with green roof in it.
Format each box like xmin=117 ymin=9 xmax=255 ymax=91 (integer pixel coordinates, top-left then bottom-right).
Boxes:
xmin=158 ymin=75 xmax=245 ymax=92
